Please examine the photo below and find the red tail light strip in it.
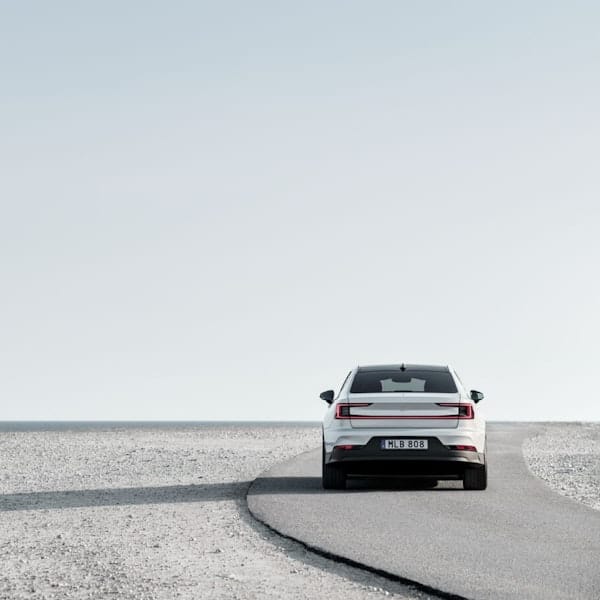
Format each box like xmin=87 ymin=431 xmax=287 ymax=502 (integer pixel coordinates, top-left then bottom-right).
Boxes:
xmin=335 ymin=402 xmax=474 ymax=419
xmin=335 ymin=403 xmax=371 ymax=419
xmin=437 ymin=403 xmax=474 ymax=419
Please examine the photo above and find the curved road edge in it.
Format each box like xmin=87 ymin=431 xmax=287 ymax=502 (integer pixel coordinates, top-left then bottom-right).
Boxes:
xmin=245 ymin=449 xmax=469 ymax=600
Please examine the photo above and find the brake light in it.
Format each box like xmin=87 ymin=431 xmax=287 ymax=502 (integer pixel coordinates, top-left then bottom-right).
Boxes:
xmin=335 ymin=403 xmax=372 ymax=419
xmin=436 ymin=403 xmax=474 ymax=419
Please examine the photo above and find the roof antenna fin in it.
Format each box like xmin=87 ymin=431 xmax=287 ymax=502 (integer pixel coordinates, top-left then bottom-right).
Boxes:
xmin=400 ymin=363 xmax=406 ymax=371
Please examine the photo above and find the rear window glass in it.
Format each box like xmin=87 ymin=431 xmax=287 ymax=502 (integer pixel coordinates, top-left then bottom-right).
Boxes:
xmin=350 ymin=370 xmax=457 ymax=394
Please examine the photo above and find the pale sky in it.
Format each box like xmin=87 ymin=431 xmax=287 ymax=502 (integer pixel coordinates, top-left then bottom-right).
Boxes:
xmin=1 ymin=2 xmax=599 ymax=421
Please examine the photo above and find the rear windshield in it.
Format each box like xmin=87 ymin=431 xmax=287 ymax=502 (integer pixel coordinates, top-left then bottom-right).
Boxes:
xmin=350 ymin=370 xmax=457 ymax=394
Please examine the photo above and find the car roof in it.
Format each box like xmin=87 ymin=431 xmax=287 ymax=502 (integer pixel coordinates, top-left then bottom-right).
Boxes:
xmin=356 ymin=364 xmax=449 ymax=372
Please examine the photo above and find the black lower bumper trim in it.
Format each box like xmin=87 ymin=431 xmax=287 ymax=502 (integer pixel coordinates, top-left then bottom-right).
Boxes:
xmin=328 ymin=436 xmax=484 ymax=477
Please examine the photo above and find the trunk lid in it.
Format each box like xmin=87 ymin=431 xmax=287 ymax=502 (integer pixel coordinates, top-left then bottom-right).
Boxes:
xmin=348 ymin=392 xmax=461 ymax=429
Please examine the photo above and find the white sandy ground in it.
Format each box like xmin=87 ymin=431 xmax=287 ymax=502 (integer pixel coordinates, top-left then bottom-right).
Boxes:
xmin=0 ymin=425 xmax=432 ymax=600
xmin=522 ymin=422 xmax=600 ymax=512
xmin=1 ymin=423 xmax=598 ymax=600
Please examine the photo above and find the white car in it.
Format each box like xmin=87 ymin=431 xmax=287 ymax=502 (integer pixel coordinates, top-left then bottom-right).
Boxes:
xmin=321 ymin=364 xmax=486 ymax=490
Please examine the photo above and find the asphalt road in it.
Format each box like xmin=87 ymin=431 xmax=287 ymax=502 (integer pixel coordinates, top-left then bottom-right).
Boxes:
xmin=247 ymin=423 xmax=600 ymax=600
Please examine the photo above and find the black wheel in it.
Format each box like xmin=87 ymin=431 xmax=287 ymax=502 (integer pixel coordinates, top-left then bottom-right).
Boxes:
xmin=322 ymin=443 xmax=346 ymax=490
xmin=416 ymin=479 xmax=438 ymax=489
xmin=463 ymin=459 xmax=487 ymax=490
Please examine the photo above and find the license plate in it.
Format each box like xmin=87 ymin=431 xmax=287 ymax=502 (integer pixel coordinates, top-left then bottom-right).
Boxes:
xmin=380 ymin=439 xmax=428 ymax=450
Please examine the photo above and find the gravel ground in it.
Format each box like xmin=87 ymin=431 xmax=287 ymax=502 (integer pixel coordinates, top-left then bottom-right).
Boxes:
xmin=0 ymin=424 xmax=430 ymax=600
xmin=523 ymin=422 xmax=600 ymax=511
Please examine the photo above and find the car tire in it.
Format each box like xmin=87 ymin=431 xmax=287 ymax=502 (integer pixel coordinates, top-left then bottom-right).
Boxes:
xmin=417 ymin=478 xmax=438 ymax=489
xmin=322 ymin=443 xmax=346 ymax=490
xmin=463 ymin=459 xmax=487 ymax=490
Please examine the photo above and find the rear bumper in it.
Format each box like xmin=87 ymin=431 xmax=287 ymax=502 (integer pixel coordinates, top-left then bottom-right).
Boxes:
xmin=326 ymin=436 xmax=485 ymax=478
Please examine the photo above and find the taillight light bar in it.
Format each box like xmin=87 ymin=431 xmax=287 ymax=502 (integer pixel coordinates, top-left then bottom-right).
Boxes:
xmin=436 ymin=403 xmax=474 ymax=419
xmin=335 ymin=402 xmax=474 ymax=419
xmin=335 ymin=403 xmax=372 ymax=419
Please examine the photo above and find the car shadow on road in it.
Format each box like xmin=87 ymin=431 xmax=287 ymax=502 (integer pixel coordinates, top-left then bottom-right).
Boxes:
xmin=0 ymin=475 xmax=464 ymax=512
xmin=0 ymin=482 xmax=251 ymax=512
xmin=249 ymin=476 xmax=463 ymax=495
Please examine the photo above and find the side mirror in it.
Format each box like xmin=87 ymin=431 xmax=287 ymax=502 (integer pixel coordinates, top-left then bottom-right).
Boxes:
xmin=319 ymin=389 xmax=335 ymax=404
xmin=470 ymin=390 xmax=484 ymax=403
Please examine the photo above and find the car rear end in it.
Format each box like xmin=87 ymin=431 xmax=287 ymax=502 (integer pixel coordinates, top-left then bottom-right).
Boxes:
xmin=322 ymin=364 xmax=486 ymax=488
